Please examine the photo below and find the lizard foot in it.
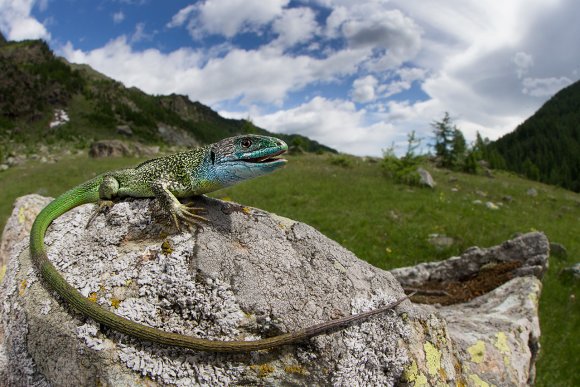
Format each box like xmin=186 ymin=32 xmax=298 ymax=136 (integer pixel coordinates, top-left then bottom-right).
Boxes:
xmin=86 ymin=200 xmax=114 ymax=229
xmin=170 ymin=202 xmax=208 ymax=232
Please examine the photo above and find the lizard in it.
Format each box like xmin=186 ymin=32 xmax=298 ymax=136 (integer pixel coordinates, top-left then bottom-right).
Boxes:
xmin=29 ymin=134 xmax=408 ymax=353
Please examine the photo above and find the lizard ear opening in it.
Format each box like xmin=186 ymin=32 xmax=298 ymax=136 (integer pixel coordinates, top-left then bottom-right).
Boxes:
xmin=210 ymin=150 xmax=216 ymax=165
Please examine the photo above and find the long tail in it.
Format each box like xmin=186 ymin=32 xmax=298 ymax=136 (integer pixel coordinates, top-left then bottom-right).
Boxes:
xmin=30 ymin=181 xmax=408 ymax=352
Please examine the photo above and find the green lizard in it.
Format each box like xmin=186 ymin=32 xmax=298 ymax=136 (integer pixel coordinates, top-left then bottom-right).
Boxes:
xmin=30 ymin=134 xmax=407 ymax=352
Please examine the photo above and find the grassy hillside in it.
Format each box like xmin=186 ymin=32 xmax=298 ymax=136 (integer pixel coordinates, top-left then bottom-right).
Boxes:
xmin=0 ymin=153 xmax=577 ymax=385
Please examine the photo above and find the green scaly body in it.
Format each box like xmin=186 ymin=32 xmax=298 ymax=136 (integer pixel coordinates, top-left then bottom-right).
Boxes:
xmin=30 ymin=135 xmax=407 ymax=352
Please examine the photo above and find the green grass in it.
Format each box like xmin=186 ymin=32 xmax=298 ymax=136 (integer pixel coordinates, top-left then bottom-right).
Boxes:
xmin=0 ymin=153 xmax=578 ymax=386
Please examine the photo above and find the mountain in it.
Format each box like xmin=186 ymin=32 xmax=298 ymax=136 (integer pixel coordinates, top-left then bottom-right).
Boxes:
xmin=487 ymin=80 xmax=580 ymax=192
xmin=0 ymin=37 xmax=335 ymax=157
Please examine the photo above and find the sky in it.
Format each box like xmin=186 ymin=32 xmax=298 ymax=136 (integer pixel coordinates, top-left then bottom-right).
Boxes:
xmin=1 ymin=0 xmax=578 ymax=156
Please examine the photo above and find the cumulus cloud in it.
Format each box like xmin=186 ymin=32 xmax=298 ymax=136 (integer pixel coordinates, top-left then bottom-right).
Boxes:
xmin=168 ymin=0 xmax=289 ymax=39
xmin=271 ymin=7 xmax=319 ymax=49
xmin=252 ymin=96 xmax=397 ymax=155
xmin=61 ymin=36 xmax=365 ymax=105
xmin=352 ymin=75 xmax=378 ymax=103
xmin=0 ymin=0 xmax=50 ymax=41
xmin=330 ymin=6 xmax=422 ymax=71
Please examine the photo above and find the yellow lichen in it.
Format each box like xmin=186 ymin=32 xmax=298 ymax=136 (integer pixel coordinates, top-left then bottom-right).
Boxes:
xmin=402 ymin=361 xmax=428 ymax=387
xmin=424 ymin=341 xmax=442 ymax=376
xmin=242 ymin=206 xmax=251 ymax=215
xmin=250 ymin=363 xmax=275 ymax=378
xmin=18 ymin=207 xmax=26 ymax=223
xmin=284 ymin=364 xmax=309 ymax=376
xmin=467 ymin=340 xmax=486 ymax=364
xmin=0 ymin=265 xmax=6 ymax=283
xmin=88 ymin=292 xmax=98 ymax=302
xmin=161 ymin=240 xmax=173 ymax=255
xmin=468 ymin=373 xmax=493 ymax=387
xmin=18 ymin=279 xmax=27 ymax=296
xmin=494 ymin=331 xmax=511 ymax=366
xmin=110 ymin=297 xmax=121 ymax=309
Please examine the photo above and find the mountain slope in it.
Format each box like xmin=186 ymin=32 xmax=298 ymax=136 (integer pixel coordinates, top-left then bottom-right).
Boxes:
xmin=488 ymin=80 xmax=580 ymax=192
xmin=0 ymin=38 xmax=335 ymax=157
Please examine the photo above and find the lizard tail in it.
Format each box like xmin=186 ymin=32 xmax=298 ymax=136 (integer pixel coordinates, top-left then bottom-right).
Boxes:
xmin=30 ymin=179 xmax=408 ymax=352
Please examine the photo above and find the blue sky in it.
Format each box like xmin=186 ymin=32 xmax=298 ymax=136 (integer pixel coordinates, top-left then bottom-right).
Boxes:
xmin=1 ymin=0 xmax=579 ymax=156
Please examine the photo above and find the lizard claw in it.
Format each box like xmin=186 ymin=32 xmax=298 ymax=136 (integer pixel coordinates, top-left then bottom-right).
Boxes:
xmin=171 ymin=202 xmax=208 ymax=232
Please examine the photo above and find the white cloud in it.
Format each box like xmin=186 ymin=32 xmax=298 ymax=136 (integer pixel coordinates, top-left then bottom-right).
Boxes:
xmin=169 ymin=0 xmax=290 ymax=39
xmin=342 ymin=8 xmax=421 ymax=71
xmin=271 ymin=7 xmax=319 ymax=49
xmin=166 ymin=4 xmax=196 ymax=28
xmin=113 ymin=11 xmax=125 ymax=24
xmin=0 ymin=0 xmax=50 ymax=41
xmin=61 ymin=37 xmax=366 ymax=106
xmin=250 ymin=96 xmax=398 ymax=155
xmin=522 ymin=76 xmax=572 ymax=97
xmin=352 ymin=75 xmax=377 ymax=103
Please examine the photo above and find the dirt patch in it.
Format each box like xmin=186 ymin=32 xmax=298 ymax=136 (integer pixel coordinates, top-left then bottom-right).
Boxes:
xmin=404 ymin=261 xmax=522 ymax=305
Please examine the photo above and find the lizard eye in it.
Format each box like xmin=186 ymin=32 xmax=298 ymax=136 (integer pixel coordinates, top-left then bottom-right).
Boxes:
xmin=241 ymin=138 xmax=252 ymax=148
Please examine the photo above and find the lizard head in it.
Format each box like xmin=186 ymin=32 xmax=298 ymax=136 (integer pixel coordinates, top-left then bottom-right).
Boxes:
xmin=208 ymin=135 xmax=288 ymax=187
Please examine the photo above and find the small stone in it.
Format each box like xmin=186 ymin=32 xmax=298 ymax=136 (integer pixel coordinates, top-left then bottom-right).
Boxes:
xmin=417 ymin=167 xmax=436 ymax=188
xmin=502 ymin=195 xmax=513 ymax=203
xmin=527 ymin=188 xmax=538 ymax=197
xmin=485 ymin=202 xmax=499 ymax=210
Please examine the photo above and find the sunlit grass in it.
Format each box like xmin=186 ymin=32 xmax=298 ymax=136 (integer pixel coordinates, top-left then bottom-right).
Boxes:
xmin=0 ymin=153 xmax=578 ymax=386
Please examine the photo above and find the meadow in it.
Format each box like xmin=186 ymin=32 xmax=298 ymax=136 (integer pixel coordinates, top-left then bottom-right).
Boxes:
xmin=0 ymin=152 xmax=578 ymax=386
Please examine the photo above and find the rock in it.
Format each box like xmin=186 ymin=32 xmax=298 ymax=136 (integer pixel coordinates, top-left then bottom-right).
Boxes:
xmin=391 ymin=232 xmax=549 ymax=386
xmin=89 ymin=140 xmax=131 ymax=158
xmin=0 ymin=195 xmax=51 ymax=268
xmin=157 ymin=125 xmax=199 ymax=147
xmin=116 ymin=125 xmax=133 ymax=136
xmin=49 ymin=109 xmax=70 ymax=129
xmin=0 ymin=196 xmax=547 ymax=386
xmin=485 ymin=201 xmax=499 ymax=210
xmin=89 ymin=140 xmax=159 ymax=158
xmin=417 ymin=167 xmax=436 ymax=188
xmin=527 ymin=188 xmax=538 ymax=197
xmin=502 ymin=195 xmax=514 ymax=203
xmin=475 ymin=190 xmax=487 ymax=197
xmin=0 ymin=164 xmax=8 ymax=171
xmin=549 ymin=242 xmax=568 ymax=260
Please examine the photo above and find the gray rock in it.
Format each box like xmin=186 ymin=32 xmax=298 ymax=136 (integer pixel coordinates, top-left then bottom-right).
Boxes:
xmin=527 ymin=188 xmax=538 ymax=197
xmin=0 ymin=164 xmax=8 ymax=171
xmin=116 ymin=125 xmax=133 ymax=136
xmin=157 ymin=125 xmax=199 ymax=148
xmin=417 ymin=167 xmax=436 ymax=188
xmin=89 ymin=140 xmax=131 ymax=158
xmin=485 ymin=201 xmax=499 ymax=210
xmin=89 ymin=140 xmax=159 ymax=158
xmin=0 ymin=195 xmax=547 ymax=386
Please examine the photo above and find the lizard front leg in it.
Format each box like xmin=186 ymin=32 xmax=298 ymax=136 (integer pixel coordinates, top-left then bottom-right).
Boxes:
xmin=150 ymin=179 xmax=208 ymax=231
xmin=86 ymin=175 xmax=119 ymax=228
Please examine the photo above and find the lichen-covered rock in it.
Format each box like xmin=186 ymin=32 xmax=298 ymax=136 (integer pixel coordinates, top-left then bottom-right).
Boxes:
xmin=0 ymin=195 xmax=548 ymax=386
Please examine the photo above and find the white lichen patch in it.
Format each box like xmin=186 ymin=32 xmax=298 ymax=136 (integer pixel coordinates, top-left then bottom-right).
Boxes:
xmin=331 ymin=293 xmax=409 ymax=386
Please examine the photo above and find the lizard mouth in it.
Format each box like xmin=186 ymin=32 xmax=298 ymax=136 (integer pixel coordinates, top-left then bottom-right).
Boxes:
xmin=243 ymin=149 xmax=287 ymax=164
